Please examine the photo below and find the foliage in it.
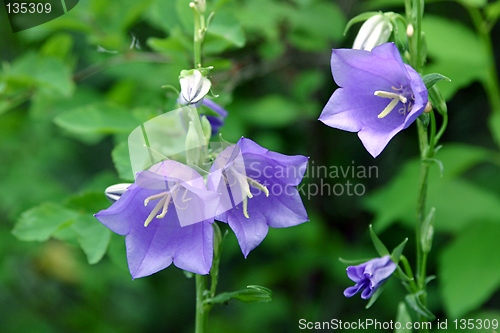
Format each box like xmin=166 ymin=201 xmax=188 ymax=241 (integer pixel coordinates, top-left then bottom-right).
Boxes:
xmin=1 ymin=0 xmax=499 ymax=332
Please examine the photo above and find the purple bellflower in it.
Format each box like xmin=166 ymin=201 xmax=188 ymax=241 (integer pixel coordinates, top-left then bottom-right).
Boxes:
xmin=95 ymin=160 xmax=220 ymax=279
xmin=207 ymin=137 xmax=309 ymax=257
xmin=319 ymin=43 xmax=428 ymax=157
xmin=344 ymin=255 xmax=397 ymax=299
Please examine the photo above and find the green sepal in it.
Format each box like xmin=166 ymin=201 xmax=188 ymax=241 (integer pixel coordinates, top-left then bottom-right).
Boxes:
xmin=405 ymin=293 xmax=436 ymax=320
xmin=339 ymin=257 xmax=373 ymax=265
xmin=369 ymin=224 xmax=390 ymax=257
xmin=204 ymin=285 xmax=272 ymax=306
xmin=179 ymin=66 xmax=214 ymax=78
xmin=420 ymin=207 xmax=435 ymax=254
xmin=418 ymin=112 xmax=430 ymax=128
xmin=200 ymin=115 xmax=212 ymax=144
xmin=422 ymin=73 xmax=451 ymax=90
xmin=396 ymin=302 xmax=413 ymax=333
xmin=425 ymin=275 xmax=436 ymax=285
xmin=390 ymin=237 xmax=408 ymax=263
xmin=343 ymin=11 xmax=380 ymax=35
xmin=365 ymin=282 xmax=387 ymax=309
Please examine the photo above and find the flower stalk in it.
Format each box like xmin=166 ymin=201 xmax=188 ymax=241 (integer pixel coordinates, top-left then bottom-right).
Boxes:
xmin=195 ymin=274 xmax=209 ymax=333
xmin=407 ymin=0 xmax=439 ymax=330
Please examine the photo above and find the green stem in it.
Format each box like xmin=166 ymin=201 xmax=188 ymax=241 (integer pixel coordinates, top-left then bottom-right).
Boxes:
xmin=434 ymin=111 xmax=447 ymax=146
xmin=400 ymin=255 xmax=418 ymax=293
xmin=411 ymin=1 xmax=433 ymax=331
xmin=466 ymin=6 xmax=500 ymax=114
xmin=191 ymin=1 xmax=207 ymax=68
xmin=195 ymin=274 xmax=209 ymax=333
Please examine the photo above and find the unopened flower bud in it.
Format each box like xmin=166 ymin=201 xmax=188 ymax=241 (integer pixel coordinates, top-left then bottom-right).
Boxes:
xmin=179 ymin=69 xmax=212 ymax=108
xmin=407 ymin=24 xmax=414 ymax=38
xmin=353 ymin=14 xmax=392 ymax=51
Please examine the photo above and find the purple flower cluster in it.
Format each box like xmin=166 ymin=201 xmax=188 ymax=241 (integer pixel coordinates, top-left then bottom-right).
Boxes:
xmin=95 ymin=138 xmax=308 ymax=279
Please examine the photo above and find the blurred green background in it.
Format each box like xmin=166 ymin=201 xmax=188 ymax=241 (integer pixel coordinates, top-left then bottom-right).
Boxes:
xmin=1 ymin=0 xmax=500 ymax=332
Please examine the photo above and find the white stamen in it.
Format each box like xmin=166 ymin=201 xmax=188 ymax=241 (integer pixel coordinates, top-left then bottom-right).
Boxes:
xmin=374 ymin=90 xmax=408 ymax=119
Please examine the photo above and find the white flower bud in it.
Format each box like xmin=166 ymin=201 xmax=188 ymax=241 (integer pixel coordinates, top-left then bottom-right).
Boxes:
xmin=353 ymin=14 xmax=393 ymax=51
xmin=179 ymin=69 xmax=212 ymax=107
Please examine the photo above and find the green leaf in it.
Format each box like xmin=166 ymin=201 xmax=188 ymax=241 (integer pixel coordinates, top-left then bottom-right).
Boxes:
xmin=486 ymin=0 xmax=500 ymax=21
xmin=440 ymin=222 xmax=500 ymax=318
xmin=204 ymin=285 xmax=272 ymax=305
xmin=423 ymin=16 xmax=488 ymax=100
xmin=72 ymin=214 xmax=111 ymax=264
xmin=237 ymin=95 xmax=301 ymax=127
xmin=12 ymin=202 xmax=79 ymax=242
xmin=205 ymin=12 xmax=246 ymax=52
xmin=287 ymin=2 xmax=346 ymax=51
xmin=422 ymin=73 xmax=451 ymax=90
xmin=390 ymin=238 xmax=408 ymax=263
xmin=112 ymin=141 xmax=135 ymax=181
xmin=456 ymin=0 xmax=487 ymax=7
xmin=369 ymin=224 xmax=390 ymax=257
xmin=396 ymin=302 xmax=413 ymax=333
xmin=364 ymin=144 xmax=500 ymax=233
xmin=405 ymin=294 xmax=436 ymax=320
xmin=489 ymin=111 xmax=500 ymax=148
xmin=5 ymin=53 xmax=75 ymax=98
xmin=54 ymin=103 xmax=140 ymax=136
xmin=365 ymin=282 xmax=387 ymax=309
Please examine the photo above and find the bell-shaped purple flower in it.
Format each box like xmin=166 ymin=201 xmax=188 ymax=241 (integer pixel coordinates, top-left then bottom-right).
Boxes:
xmin=207 ymin=137 xmax=309 ymax=257
xmin=95 ymin=160 xmax=220 ymax=279
xmin=319 ymin=42 xmax=428 ymax=157
xmin=344 ymin=255 xmax=397 ymax=299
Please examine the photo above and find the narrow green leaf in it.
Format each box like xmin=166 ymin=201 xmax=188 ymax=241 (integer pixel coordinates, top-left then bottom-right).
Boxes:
xmin=13 ymin=202 xmax=79 ymax=242
xmin=422 ymin=73 xmax=451 ymax=89
xmin=204 ymin=285 xmax=272 ymax=305
xmin=369 ymin=224 xmax=390 ymax=257
xmin=390 ymin=238 xmax=408 ymax=263
xmin=406 ymin=294 xmax=436 ymax=320
xmin=365 ymin=282 xmax=387 ymax=309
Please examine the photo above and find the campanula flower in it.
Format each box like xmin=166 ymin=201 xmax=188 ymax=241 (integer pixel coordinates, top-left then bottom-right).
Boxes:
xmin=95 ymin=160 xmax=220 ymax=278
xmin=353 ymin=14 xmax=392 ymax=51
xmin=319 ymin=43 xmax=428 ymax=157
xmin=344 ymin=255 xmax=397 ymax=299
xmin=207 ymin=138 xmax=309 ymax=257
xmin=178 ymin=69 xmax=212 ymax=107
